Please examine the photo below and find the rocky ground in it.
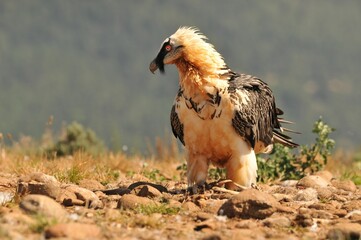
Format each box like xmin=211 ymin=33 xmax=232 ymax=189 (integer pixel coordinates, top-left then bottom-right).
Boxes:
xmin=0 ymin=170 xmax=360 ymax=240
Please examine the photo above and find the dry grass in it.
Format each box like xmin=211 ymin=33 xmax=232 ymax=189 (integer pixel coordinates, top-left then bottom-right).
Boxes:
xmin=0 ymin=132 xmax=360 ymax=185
xmin=0 ymin=137 xmax=185 ymax=185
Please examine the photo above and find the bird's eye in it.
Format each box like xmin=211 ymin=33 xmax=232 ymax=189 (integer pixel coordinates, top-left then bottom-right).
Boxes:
xmin=165 ymin=45 xmax=172 ymax=51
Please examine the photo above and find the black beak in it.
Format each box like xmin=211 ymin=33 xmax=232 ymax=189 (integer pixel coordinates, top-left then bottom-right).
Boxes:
xmin=149 ymin=59 xmax=158 ymax=74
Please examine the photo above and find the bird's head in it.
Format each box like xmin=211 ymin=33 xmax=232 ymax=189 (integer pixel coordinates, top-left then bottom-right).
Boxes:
xmin=149 ymin=27 xmax=226 ymax=75
xmin=149 ymin=36 xmax=184 ymax=74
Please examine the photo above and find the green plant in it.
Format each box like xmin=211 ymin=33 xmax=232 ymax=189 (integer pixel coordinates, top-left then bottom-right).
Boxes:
xmin=46 ymin=122 xmax=105 ymax=157
xmin=208 ymin=167 xmax=226 ymax=181
xmin=141 ymin=169 xmax=166 ymax=182
xmin=135 ymin=203 xmax=180 ymax=215
xmin=257 ymin=118 xmax=335 ymax=182
xmin=29 ymin=214 xmax=57 ymax=233
xmin=55 ymin=165 xmax=84 ymax=184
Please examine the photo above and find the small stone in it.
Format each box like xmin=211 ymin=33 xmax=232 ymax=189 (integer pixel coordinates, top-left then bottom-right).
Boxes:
xmin=17 ymin=172 xmax=61 ymax=199
xmin=136 ymin=185 xmax=163 ymax=198
xmin=62 ymin=185 xmax=102 ymax=208
xmin=19 ymin=172 xmax=58 ymax=184
xmin=297 ymin=175 xmax=330 ymax=189
xmin=182 ymin=201 xmax=201 ymax=212
xmin=45 ymin=223 xmax=102 ymax=239
xmin=64 ymin=185 xmax=98 ymax=202
xmin=294 ymin=212 xmax=313 ymax=227
xmin=78 ymin=179 xmax=105 ymax=191
xmin=310 ymin=209 xmax=334 ymax=219
xmin=201 ymin=234 xmax=222 ymax=240
xmin=342 ymin=200 xmax=361 ymax=212
xmin=331 ymin=179 xmax=357 ymax=192
xmin=27 ymin=182 xmax=60 ymax=199
xmin=281 ymin=180 xmax=298 ymax=187
xmin=118 ymin=194 xmax=158 ymax=210
xmin=316 ymin=187 xmax=334 ymax=200
xmin=294 ymin=188 xmax=318 ymax=202
xmin=218 ymin=189 xmax=279 ymax=219
xmin=19 ymin=194 xmax=67 ymax=221
xmin=196 ymin=212 xmax=214 ymax=221
xmin=327 ymin=223 xmax=361 ymax=240
xmin=199 ymin=199 xmax=227 ymax=215
xmin=263 ymin=216 xmax=291 ymax=228
xmin=235 ymin=219 xmax=258 ymax=229
xmin=315 ymin=171 xmax=333 ymax=182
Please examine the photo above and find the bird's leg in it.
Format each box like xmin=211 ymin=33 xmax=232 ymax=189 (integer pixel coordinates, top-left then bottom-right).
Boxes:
xmin=225 ymin=148 xmax=257 ymax=190
xmin=186 ymin=154 xmax=209 ymax=193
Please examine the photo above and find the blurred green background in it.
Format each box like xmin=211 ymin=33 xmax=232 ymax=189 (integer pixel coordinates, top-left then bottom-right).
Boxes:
xmin=0 ymin=1 xmax=360 ymax=152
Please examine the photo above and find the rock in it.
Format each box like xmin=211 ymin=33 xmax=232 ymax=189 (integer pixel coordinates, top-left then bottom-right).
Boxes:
xmin=27 ymin=182 xmax=61 ymax=199
xmin=280 ymin=180 xmax=298 ymax=187
xmin=218 ymin=189 xmax=279 ymax=219
xmin=61 ymin=185 xmax=102 ymax=208
xmin=201 ymin=234 xmax=222 ymax=240
xmin=269 ymin=186 xmax=298 ymax=195
xmin=316 ymin=187 xmax=334 ymax=200
xmin=78 ymin=179 xmax=105 ymax=191
xmin=294 ymin=188 xmax=318 ymax=202
xmin=198 ymin=199 xmax=227 ymax=215
xmin=263 ymin=216 xmax=291 ymax=228
xmin=297 ymin=175 xmax=330 ymax=189
xmin=136 ymin=185 xmax=163 ymax=198
xmin=345 ymin=210 xmax=361 ymax=220
xmin=331 ymin=179 xmax=357 ymax=192
xmin=235 ymin=219 xmax=258 ymax=229
xmin=128 ymin=181 xmax=168 ymax=193
xmin=19 ymin=172 xmax=59 ymax=184
xmin=19 ymin=194 xmax=67 ymax=221
xmin=45 ymin=223 xmax=102 ymax=239
xmin=118 ymin=194 xmax=158 ymax=210
xmin=294 ymin=211 xmax=314 ymax=227
xmin=182 ymin=201 xmax=201 ymax=212
xmin=327 ymin=223 xmax=361 ymax=240
xmin=342 ymin=200 xmax=361 ymax=212
xmin=0 ymin=192 xmax=14 ymax=205
xmin=310 ymin=209 xmax=334 ymax=219
xmin=17 ymin=172 xmax=61 ymax=199
xmin=196 ymin=212 xmax=214 ymax=221
xmin=315 ymin=171 xmax=333 ymax=182
xmin=101 ymin=195 xmax=122 ymax=209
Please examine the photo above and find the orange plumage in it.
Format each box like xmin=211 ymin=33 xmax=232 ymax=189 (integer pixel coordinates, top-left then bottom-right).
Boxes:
xmin=150 ymin=27 xmax=298 ymax=189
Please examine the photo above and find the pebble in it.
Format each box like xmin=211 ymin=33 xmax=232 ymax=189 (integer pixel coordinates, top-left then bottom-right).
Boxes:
xmin=263 ymin=216 xmax=291 ymax=228
xmin=45 ymin=223 xmax=102 ymax=239
xmin=294 ymin=188 xmax=318 ymax=202
xmin=297 ymin=175 xmax=330 ymax=189
xmin=19 ymin=194 xmax=67 ymax=221
xmin=218 ymin=189 xmax=279 ymax=219
xmin=118 ymin=194 xmax=158 ymax=210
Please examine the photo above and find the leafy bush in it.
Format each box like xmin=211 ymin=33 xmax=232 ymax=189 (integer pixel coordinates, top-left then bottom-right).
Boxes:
xmin=46 ymin=122 xmax=105 ymax=157
xmin=257 ymin=118 xmax=335 ymax=182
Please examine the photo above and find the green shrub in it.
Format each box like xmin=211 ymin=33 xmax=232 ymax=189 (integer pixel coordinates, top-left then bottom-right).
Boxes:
xmin=46 ymin=122 xmax=105 ymax=157
xmin=257 ymin=118 xmax=335 ymax=182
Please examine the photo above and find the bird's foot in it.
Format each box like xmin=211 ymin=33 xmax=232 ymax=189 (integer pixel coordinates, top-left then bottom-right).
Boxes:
xmin=187 ymin=181 xmax=209 ymax=195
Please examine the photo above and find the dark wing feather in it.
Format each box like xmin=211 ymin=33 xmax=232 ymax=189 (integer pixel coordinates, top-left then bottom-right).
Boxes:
xmin=170 ymin=90 xmax=185 ymax=146
xmin=227 ymin=73 xmax=298 ymax=149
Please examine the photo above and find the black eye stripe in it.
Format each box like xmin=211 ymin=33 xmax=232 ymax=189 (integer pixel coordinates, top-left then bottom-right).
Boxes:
xmin=162 ymin=38 xmax=172 ymax=50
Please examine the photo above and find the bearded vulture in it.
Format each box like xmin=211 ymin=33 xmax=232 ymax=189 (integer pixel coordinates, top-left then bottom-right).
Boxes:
xmin=149 ymin=27 xmax=298 ymax=189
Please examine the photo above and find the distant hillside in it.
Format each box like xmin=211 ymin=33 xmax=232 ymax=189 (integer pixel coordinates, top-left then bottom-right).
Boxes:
xmin=0 ymin=1 xmax=360 ymax=151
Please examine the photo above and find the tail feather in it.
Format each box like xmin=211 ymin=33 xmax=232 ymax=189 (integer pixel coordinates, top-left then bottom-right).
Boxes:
xmin=273 ymin=130 xmax=299 ymax=148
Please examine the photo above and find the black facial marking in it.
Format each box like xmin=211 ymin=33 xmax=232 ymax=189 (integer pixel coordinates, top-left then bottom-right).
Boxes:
xmin=154 ymin=38 xmax=172 ymax=74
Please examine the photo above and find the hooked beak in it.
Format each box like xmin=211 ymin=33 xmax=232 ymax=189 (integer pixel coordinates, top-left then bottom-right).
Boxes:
xmin=149 ymin=59 xmax=158 ymax=74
